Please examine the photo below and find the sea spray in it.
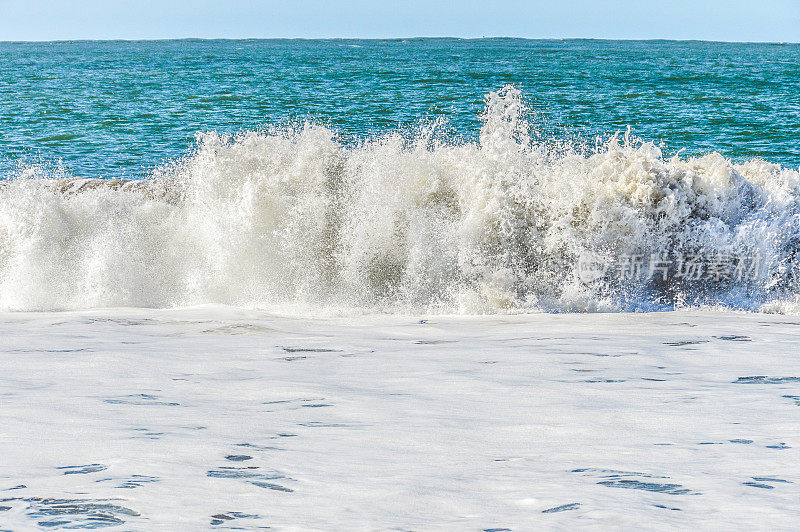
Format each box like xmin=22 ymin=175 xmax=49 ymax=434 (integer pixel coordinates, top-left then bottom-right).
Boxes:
xmin=1 ymin=86 xmax=799 ymax=313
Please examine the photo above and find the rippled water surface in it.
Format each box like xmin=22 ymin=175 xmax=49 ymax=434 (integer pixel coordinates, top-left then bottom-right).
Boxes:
xmin=2 ymin=39 xmax=799 ymax=178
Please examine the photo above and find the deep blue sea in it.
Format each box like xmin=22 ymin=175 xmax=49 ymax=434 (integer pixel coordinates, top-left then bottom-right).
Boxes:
xmin=1 ymin=38 xmax=799 ymax=179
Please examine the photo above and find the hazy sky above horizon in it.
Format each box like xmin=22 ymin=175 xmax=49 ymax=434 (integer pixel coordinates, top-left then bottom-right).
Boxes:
xmin=1 ymin=0 xmax=798 ymax=42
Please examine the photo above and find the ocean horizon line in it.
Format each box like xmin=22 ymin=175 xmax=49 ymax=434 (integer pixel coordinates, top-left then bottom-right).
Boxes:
xmin=1 ymin=36 xmax=798 ymax=45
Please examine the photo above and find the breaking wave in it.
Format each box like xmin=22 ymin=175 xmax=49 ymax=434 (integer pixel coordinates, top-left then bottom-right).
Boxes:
xmin=2 ymin=86 xmax=800 ymax=313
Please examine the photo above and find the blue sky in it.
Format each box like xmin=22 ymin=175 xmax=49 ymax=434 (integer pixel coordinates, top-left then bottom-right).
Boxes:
xmin=1 ymin=0 xmax=798 ymax=42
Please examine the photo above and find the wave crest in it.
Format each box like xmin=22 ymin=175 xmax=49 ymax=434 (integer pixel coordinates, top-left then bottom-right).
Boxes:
xmin=2 ymin=85 xmax=799 ymax=313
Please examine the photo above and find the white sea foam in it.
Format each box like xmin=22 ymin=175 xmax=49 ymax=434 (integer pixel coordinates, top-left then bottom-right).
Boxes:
xmin=2 ymin=86 xmax=799 ymax=313
xmin=2 ymin=307 xmax=800 ymax=529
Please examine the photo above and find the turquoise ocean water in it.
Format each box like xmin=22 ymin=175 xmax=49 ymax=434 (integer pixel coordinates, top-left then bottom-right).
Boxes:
xmin=1 ymin=38 xmax=798 ymax=179
xmin=1 ymin=38 xmax=800 ymax=313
